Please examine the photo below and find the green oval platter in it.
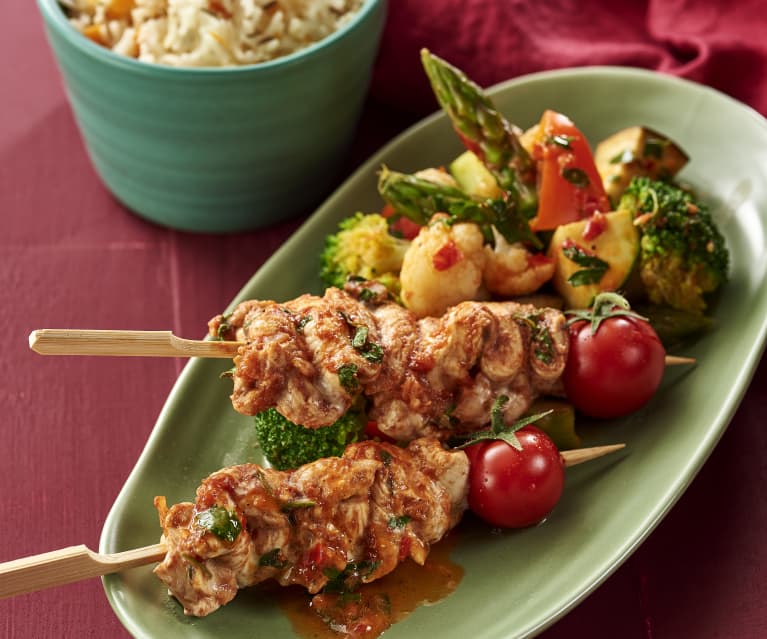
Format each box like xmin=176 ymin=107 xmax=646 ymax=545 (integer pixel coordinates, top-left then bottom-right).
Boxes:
xmin=99 ymin=66 xmax=767 ymax=639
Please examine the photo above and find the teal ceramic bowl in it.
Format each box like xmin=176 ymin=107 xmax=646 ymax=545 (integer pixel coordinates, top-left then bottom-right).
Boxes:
xmin=37 ymin=0 xmax=386 ymax=232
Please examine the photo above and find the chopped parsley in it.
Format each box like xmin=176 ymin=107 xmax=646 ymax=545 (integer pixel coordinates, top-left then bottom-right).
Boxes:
xmin=352 ymin=325 xmax=369 ymax=349
xmin=281 ymin=499 xmax=316 ymax=512
xmin=323 ymin=560 xmax=381 ymax=594
xmin=193 ymin=506 xmax=242 ymax=543
xmin=214 ymin=314 xmax=232 ymax=340
xmin=358 ymin=287 xmax=377 ymax=302
xmin=643 ymin=137 xmax=667 ymax=159
xmin=259 ymin=548 xmax=289 ymax=569
xmin=337 ymin=363 xmax=359 ymax=392
xmin=296 ymin=315 xmax=312 ymax=333
xmin=609 ymin=149 xmax=635 ymax=165
xmin=388 ymin=515 xmax=411 ymax=530
xmin=547 ymin=134 xmax=575 ymax=149
xmin=219 ymin=365 xmax=236 ymax=379
xmin=562 ymin=242 xmax=609 ymax=286
xmin=561 ymin=167 xmax=590 ymax=187
xmin=521 ymin=313 xmax=555 ymax=364
xmin=351 ymin=325 xmax=385 ymax=364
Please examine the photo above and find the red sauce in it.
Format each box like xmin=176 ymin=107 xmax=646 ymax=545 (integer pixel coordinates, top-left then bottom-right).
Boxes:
xmin=272 ymin=536 xmax=464 ymax=639
xmin=432 ymin=240 xmax=462 ymax=271
xmin=527 ymin=253 xmax=554 ymax=268
xmin=582 ymin=211 xmax=607 ymax=241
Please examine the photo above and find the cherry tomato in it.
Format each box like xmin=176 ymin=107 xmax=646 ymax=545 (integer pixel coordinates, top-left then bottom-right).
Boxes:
xmin=564 ymin=314 xmax=665 ymax=419
xmin=466 ymin=426 xmax=565 ymax=528
xmin=529 ymin=110 xmax=611 ymax=232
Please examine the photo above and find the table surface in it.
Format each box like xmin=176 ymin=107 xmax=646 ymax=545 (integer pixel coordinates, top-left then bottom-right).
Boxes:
xmin=3 ymin=2 xmax=767 ymax=638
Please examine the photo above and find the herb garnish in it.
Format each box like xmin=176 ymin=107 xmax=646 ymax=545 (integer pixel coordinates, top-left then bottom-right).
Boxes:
xmin=259 ymin=548 xmax=289 ymax=569
xmin=219 ymin=365 xmax=236 ymax=379
xmin=351 ymin=325 xmax=384 ymax=363
xmin=194 ymin=506 xmax=242 ymax=543
xmin=337 ymin=363 xmax=359 ymax=392
xmin=562 ymin=167 xmax=590 ymax=187
xmin=323 ymin=561 xmax=382 ymax=594
xmin=388 ymin=515 xmax=411 ymax=530
xmin=281 ymin=499 xmax=316 ymax=512
xmin=562 ymin=241 xmax=609 ymax=286
xmin=296 ymin=315 xmax=312 ymax=333
xmin=547 ymin=134 xmax=575 ymax=149
xmin=214 ymin=314 xmax=232 ymax=340
xmin=609 ymin=149 xmax=635 ymax=165
xmin=358 ymin=287 xmax=376 ymax=302
xmin=643 ymin=137 xmax=667 ymax=159
xmin=519 ymin=314 xmax=555 ymax=364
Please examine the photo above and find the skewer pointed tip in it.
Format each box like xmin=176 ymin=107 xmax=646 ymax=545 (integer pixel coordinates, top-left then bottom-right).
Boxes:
xmin=561 ymin=443 xmax=626 ymax=467
xmin=665 ymin=355 xmax=697 ymax=366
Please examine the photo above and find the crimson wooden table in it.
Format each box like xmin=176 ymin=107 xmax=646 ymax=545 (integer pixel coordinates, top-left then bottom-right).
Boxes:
xmin=2 ymin=2 xmax=767 ymax=638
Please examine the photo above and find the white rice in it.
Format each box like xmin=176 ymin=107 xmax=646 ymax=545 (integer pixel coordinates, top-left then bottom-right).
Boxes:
xmin=66 ymin=0 xmax=364 ymax=67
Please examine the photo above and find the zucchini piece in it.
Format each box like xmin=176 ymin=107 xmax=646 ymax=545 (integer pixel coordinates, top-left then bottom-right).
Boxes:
xmin=634 ymin=303 xmax=713 ymax=349
xmin=525 ymin=399 xmax=580 ymax=450
xmin=595 ymin=126 xmax=689 ymax=204
xmin=449 ymin=150 xmax=503 ymax=199
xmin=547 ymin=209 xmax=640 ymax=309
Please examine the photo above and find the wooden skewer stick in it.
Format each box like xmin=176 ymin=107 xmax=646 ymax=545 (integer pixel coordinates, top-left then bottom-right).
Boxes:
xmin=561 ymin=443 xmax=625 ymax=467
xmin=664 ymin=355 xmax=697 ymax=366
xmin=28 ymin=329 xmax=696 ymax=365
xmin=29 ymin=329 xmax=239 ymax=358
xmin=0 ymin=542 xmax=167 ymax=600
xmin=0 ymin=443 xmax=624 ymax=599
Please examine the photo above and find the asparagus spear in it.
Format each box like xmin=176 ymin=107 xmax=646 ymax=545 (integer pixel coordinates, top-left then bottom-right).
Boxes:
xmin=378 ymin=167 xmax=541 ymax=248
xmin=420 ymin=48 xmax=538 ymax=219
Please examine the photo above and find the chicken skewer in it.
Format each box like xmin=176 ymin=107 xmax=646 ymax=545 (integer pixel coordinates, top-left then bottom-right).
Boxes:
xmin=28 ymin=328 xmax=694 ymax=365
xmin=29 ymin=287 xmax=694 ymax=441
xmin=0 ymin=442 xmax=624 ymax=603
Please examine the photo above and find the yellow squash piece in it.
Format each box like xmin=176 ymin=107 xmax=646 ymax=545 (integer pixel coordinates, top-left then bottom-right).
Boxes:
xmin=547 ymin=209 xmax=640 ymax=309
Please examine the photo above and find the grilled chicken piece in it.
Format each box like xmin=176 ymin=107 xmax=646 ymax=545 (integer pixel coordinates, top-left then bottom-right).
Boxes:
xmin=209 ymin=287 xmax=568 ymax=441
xmin=153 ymin=438 xmax=469 ymax=617
xmin=210 ymin=288 xmax=384 ymax=428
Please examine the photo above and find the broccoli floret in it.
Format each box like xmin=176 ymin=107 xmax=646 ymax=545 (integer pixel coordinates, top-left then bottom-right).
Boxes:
xmin=619 ymin=177 xmax=728 ymax=314
xmin=254 ymin=407 xmax=365 ymax=470
xmin=320 ymin=212 xmax=409 ymax=295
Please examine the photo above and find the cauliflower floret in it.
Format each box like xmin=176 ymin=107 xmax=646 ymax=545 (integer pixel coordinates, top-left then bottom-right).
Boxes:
xmin=483 ymin=228 xmax=555 ymax=297
xmin=400 ymin=214 xmax=487 ymax=318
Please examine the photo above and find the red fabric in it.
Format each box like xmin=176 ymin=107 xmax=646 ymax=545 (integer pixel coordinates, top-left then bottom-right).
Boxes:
xmin=2 ymin=1 xmax=767 ymax=638
xmin=372 ymin=0 xmax=767 ymax=117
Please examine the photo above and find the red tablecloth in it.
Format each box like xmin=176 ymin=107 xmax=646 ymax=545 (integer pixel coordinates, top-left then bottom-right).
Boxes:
xmin=2 ymin=1 xmax=767 ymax=637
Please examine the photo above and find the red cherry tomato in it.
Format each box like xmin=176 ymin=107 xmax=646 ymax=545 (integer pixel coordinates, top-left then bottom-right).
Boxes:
xmin=466 ymin=426 xmax=565 ymax=528
xmin=563 ymin=314 xmax=666 ymax=419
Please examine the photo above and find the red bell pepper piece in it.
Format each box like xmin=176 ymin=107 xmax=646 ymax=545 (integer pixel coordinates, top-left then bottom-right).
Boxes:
xmin=529 ymin=110 xmax=610 ymax=232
